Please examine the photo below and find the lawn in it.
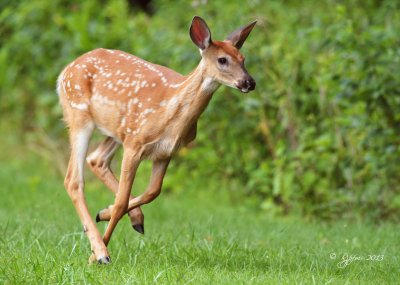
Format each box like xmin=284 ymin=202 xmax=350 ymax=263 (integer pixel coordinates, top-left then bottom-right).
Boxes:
xmin=0 ymin=137 xmax=398 ymax=284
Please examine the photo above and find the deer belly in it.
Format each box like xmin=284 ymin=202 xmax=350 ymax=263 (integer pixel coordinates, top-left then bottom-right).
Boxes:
xmin=144 ymin=138 xmax=181 ymax=160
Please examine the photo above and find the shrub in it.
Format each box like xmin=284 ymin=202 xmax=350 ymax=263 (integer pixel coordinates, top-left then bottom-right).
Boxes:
xmin=1 ymin=0 xmax=399 ymax=221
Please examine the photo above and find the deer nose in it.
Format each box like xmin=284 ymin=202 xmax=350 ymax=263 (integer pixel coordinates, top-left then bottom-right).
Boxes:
xmin=237 ymin=76 xmax=256 ymax=93
xmin=236 ymin=76 xmax=256 ymax=93
xmin=246 ymin=77 xmax=256 ymax=91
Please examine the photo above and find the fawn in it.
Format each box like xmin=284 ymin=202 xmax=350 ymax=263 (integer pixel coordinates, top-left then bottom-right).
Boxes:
xmin=57 ymin=16 xmax=256 ymax=264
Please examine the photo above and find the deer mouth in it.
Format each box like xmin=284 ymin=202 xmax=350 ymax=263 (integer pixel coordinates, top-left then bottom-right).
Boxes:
xmin=238 ymin=86 xmax=250 ymax=93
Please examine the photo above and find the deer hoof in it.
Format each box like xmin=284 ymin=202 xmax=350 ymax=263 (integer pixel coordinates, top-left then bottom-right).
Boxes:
xmin=96 ymin=208 xmax=111 ymax=222
xmin=98 ymin=256 xmax=111 ymax=265
xmin=132 ymin=224 xmax=144 ymax=235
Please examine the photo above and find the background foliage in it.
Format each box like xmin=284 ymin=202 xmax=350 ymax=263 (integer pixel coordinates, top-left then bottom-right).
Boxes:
xmin=1 ymin=0 xmax=399 ymax=221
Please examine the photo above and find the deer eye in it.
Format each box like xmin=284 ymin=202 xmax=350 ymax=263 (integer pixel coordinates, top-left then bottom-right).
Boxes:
xmin=218 ymin=57 xmax=228 ymax=65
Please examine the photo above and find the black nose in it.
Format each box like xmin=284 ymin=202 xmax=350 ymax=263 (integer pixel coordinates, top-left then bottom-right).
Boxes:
xmin=237 ymin=76 xmax=256 ymax=92
xmin=246 ymin=77 xmax=256 ymax=91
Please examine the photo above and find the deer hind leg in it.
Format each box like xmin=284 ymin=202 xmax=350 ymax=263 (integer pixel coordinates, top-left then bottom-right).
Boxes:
xmin=86 ymin=137 xmax=145 ymax=234
xmin=97 ymin=159 xmax=170 ymax=224
xmin=63 ymin=120 xmax=110 ymax=264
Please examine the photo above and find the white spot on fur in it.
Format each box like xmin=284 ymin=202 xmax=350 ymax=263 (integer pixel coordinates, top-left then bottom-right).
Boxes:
xmin=160 ymin=76 xmax=168 ymax=86
xmin=91 ymin=93 xmax=117 ymax=107
xmin=70 ymin=101 xmax=88 ymax=111
xmin=143 ymin=108 xmax=154 ymax=115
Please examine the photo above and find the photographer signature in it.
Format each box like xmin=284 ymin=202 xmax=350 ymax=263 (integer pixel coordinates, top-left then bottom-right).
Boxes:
xmin=329 ymin=253 xmax=384 ymax=268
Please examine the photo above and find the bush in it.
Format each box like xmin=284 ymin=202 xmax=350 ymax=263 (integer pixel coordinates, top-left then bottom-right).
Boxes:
xmin=1 ymin=0 xmax=399 ymax=221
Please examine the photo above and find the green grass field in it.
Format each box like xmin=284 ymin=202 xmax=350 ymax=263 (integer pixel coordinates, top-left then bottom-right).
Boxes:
xmin=0 ymin=138 xmax=398 ymax=284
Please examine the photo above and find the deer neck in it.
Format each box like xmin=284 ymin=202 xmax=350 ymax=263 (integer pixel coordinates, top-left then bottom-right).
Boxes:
xmin=166 ymin=60 xmax=220 ymax=124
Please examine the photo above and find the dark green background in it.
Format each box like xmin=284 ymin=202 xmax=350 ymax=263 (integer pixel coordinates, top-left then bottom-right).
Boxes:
xmin=1 ymin=0 xmax=399 ymax=221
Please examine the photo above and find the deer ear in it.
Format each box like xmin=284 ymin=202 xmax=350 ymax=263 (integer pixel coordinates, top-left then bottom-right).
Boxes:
xmin=190 ymin=16 xmax=211 ymax=50
xmin=226 ymin=20 xmax=257 ymax=49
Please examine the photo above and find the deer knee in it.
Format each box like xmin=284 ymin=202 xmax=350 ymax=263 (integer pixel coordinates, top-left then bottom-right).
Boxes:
xmin=87 ymin=156 xmax=108 ymax=173
xmin=66 ymin=181 xmax=84 ymax=203
xmin=64 ymin=177 xmax=70 ymax=190
xmin=87 ymin=156 xmax=98 ymax=168
xmin=143 ymin=187 xmax=161 ymax=203
xmin=63 ymin=169 xmax=73 ymax=189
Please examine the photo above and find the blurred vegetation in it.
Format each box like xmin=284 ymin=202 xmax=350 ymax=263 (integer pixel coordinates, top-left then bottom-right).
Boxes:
xmin=0 ymin=0 xmax=399 ymax=221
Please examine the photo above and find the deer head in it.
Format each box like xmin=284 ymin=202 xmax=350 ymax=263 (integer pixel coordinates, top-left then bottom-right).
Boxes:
xmin=190 ymin=16 xmax=257 ymax=93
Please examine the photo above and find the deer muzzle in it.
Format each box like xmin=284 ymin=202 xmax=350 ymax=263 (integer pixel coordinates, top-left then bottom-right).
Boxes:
xmin=236 ymin=76 xmax=256 ymax=93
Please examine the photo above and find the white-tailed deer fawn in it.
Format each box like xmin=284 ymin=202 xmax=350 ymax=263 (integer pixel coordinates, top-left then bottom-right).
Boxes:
xmin=57 ymin=16 xmax=256 ymax=264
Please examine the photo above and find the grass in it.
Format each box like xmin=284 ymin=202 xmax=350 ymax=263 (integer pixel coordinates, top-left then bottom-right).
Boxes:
xmin=0 ymin=137 xmax=399 ymax=284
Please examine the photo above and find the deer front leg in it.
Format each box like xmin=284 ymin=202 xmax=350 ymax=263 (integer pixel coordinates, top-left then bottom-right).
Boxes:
xmin=86 ymin=137 xmax=145 ymax=234
xmin=64 ymin=123 xmax=110 ymax=264
xmin=101 ymin=147 xmax=141 ymax=249
xmin=96 ymin=159 xmax=170 ymax=223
